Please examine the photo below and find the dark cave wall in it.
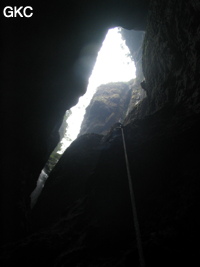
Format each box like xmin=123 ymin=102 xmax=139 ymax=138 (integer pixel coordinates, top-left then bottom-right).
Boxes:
xmin=142 ymin=0 xmax=200 ymax=114
xmin=1 ymin=0 xmax=150 ymax=243
xmin=28 ymin=1 xmax=200 ymax=266
xmin=125 ymin=0 xmax=200 ymax=122
xmin=1 ymin=0 xmax=200 ymax=266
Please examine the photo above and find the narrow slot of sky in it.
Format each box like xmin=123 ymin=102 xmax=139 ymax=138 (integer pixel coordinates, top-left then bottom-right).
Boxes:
xmin=31 ymin=27 xmax=136 ymax=206
xmin=59 ymin=27 xmax=136 ymax=153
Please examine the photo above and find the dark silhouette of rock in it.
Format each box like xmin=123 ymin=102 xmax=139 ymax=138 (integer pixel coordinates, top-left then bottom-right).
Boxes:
xmin=79 ymin=82 xmax=131 ymax=136
xmin=1 ymin=0 xmax=200 ymax=266
xmin=1 ymin=0 xmax=150 ymax=243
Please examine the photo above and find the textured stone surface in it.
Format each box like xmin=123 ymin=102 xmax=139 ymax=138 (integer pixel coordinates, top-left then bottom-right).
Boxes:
xmin=78 ymin=29 xmax=146 ymax=136
xmin=121 ymin=29 xmax=145 ymax=80
xmin=143 ymin=0 xmax=200 ymax=114
xmin=1 ymin=0 xmax=200 ymax=266
xmin=1 ymin=0 xmax=150 ymax=243
xmin=4 ymin=107 xmax=200 ymax=267
xmin=79 ymin=79 xmax=146 ymax=136
xmin=79 ymin=82 xmax=131 ymax=135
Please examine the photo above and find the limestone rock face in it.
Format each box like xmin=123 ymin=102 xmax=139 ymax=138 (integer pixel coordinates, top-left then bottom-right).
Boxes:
xmin=79 ymin=28 xmax=147 ymax=136
xmin=16 ymin=107 xmax=200 ymax=267
xmin=1 ymin=0 xmax=150 ymax=243
xmin=31 ymin=133 xmax=103 ymax=229
xmin=142 ymin=0 xmax=200 ymax=114
xmin=79 ymin=82 xmax=131 ymax=135
xmin=79 ymin=79 xmax=146 ymax=136
xmin=120 ymin=29 xmax=147 ymax=121
xmin=1 ymin=0 xmax=200 ymax=267
xmin=121 ymin=29 xmax=145 ymax=80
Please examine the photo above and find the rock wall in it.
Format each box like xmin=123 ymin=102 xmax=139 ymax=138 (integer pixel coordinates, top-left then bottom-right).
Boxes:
xmin=78 ymin=79 xmax=146 ymax=136
xmin=125 ymin=0 xmax=200 ymax=121
xmin=1 ymin=0 xmax=200 ymax=266
xmin=1 ymin=0 xmax=149 ymax=243
xmin=23 ymin=1 xmax=200 ymax=266
xmin=121 ymin=29 xmax=147 ymax=121
xmin=79 ymin=82 xmax=131 ymax=136
xmin=79 ymin=29 xmax=146 ymax=136
xmin=142 ymin=0 xmax=200 ymax=114
xmin=121 ymin=29 xmax=145 ymax=81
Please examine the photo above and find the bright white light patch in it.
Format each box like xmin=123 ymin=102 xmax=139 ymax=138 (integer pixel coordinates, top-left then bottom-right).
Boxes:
xmin=31 ymin=28 xmax=136 ymax=206
xmin=59 ymin=27 xmax=136 ymax=153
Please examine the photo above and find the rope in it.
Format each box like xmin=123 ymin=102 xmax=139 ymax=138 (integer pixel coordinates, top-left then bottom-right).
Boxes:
xmin=119 ymin=124 xmax=146 ymax=267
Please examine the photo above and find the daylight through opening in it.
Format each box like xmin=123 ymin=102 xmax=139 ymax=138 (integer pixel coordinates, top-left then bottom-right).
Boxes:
xmin=59 ymin=27 xmax=136 ymax=153
xmin=31 ymin=27 xmax=140 ymax=207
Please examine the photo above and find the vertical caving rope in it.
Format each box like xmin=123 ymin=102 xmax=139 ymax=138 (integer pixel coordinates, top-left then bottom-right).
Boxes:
xmin=118 ymin=124 xmax=145 ymax=267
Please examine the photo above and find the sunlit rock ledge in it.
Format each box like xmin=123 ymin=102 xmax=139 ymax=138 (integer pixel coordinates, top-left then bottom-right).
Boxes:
xmin=78 ymin=80 xmax=146 ymax=136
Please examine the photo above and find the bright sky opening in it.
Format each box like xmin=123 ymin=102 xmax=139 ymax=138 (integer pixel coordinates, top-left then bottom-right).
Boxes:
xmin=59 ymin=27 xmax=136 ymax=153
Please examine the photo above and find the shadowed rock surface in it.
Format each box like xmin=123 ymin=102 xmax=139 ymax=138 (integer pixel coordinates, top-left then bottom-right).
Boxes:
xmin=79 ymin=79 xmax=146 ymax=136
xmin=79 ymin=82 xmax=131 ymax=135
xmin=1 ymin=0 xmax=200 ymax=266
xmin=1 ymin=0 xmax=150 ymax=244
xmin=121 ymin=29 xmax=145 ymax=81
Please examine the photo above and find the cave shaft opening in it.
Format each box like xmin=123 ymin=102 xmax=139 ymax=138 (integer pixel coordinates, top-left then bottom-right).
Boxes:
xmin=31 ymin=27 xmax=138 ymax=207
xmin=59 ymin=27 xmax=136 ymax=153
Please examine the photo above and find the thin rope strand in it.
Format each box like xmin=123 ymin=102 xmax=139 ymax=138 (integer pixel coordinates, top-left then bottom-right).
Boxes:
xmin=120 ymin=125 xmax=145 ymax=267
